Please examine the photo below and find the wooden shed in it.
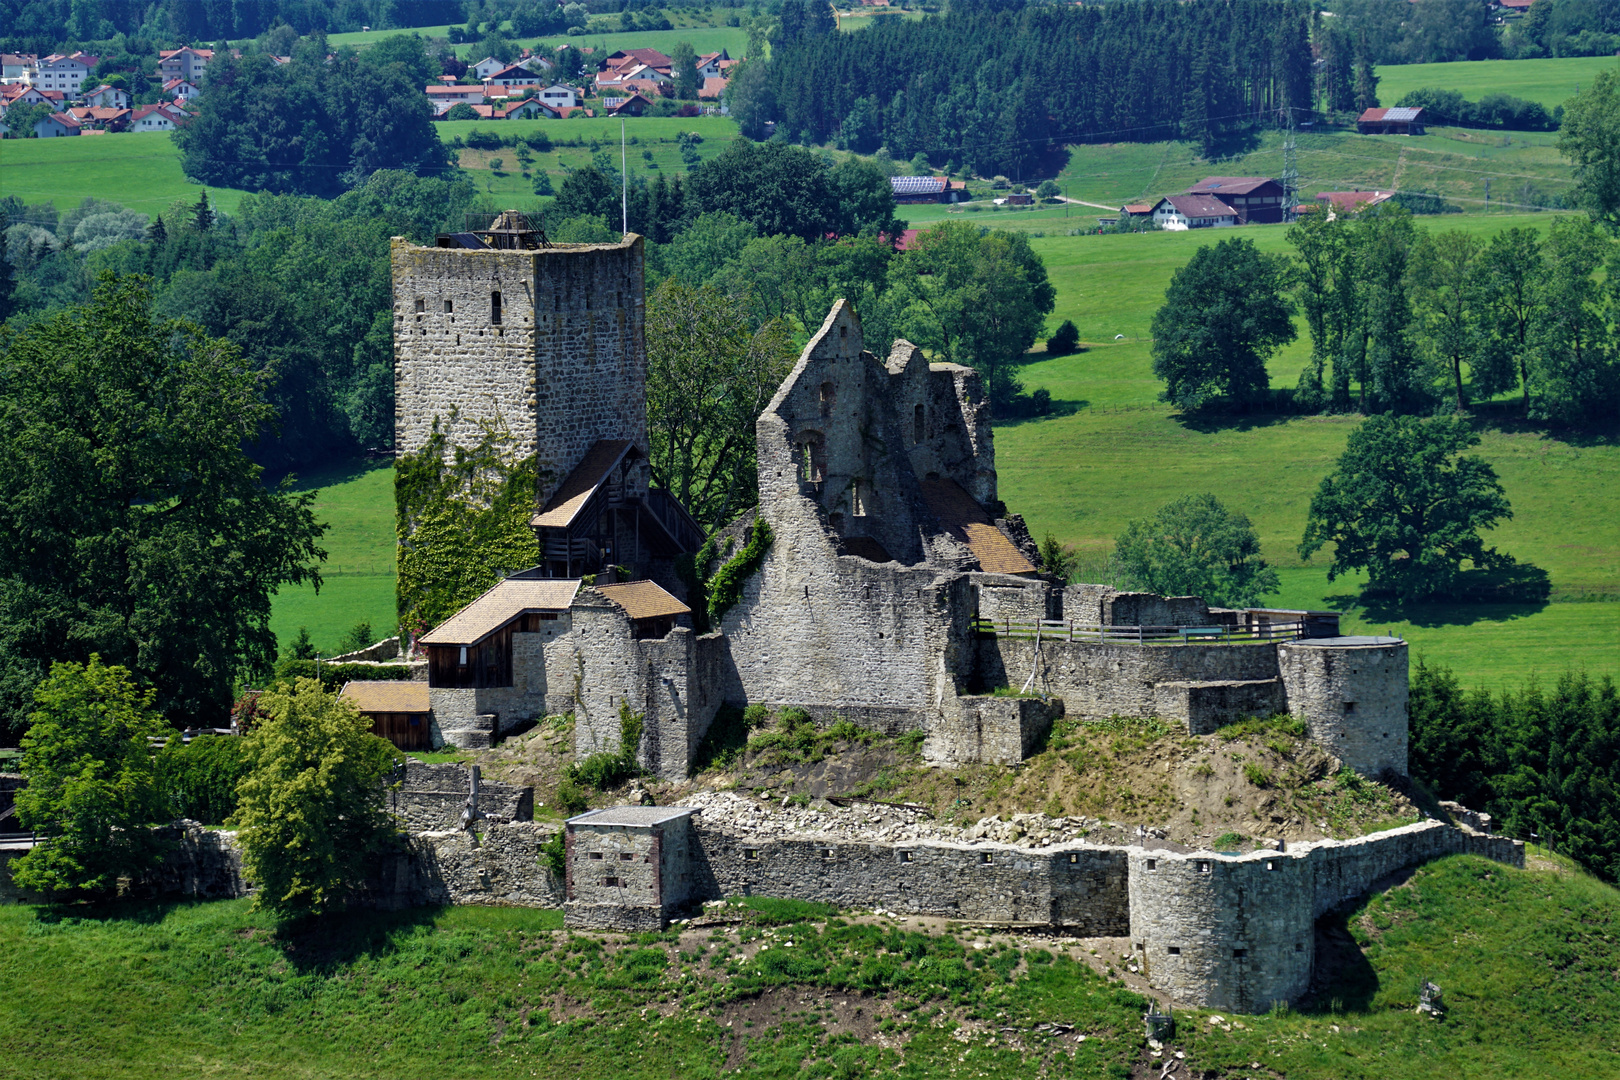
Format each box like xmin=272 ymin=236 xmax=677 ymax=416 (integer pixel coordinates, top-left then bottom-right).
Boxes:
xmin=340 ymin=680 xmax=432 ymax=750
xmin=420 ymin=577 xmax=581 ymax=689
xmin=595 ymin=580 xmax=691 ymax=639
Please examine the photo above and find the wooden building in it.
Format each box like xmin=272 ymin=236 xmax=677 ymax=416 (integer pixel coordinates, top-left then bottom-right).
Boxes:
xmin=1356 ymin=107 xmax=1425 ymax=136
xmin=595 ymin=580 xmax=692 ymax=639
xmin=420 ymin=577 xmax=581 ymax=689
xmin=1186 ymin=177 xmax=1287 ymax=224
xmin=340 ymin=680 xmax=432 ymax=750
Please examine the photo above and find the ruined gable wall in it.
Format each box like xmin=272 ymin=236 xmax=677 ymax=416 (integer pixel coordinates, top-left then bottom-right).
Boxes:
xmin=719 ymin=303 xmax=979 ymax=731
xmin=390 ymin=236 xmax=648 ymax=507
xmin=887 ymin=345 xmax=996 ymax=508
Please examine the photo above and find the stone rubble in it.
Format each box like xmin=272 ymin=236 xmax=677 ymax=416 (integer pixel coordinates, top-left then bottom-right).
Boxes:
xmin=677 ymin=789 xmax=1126 ymax=848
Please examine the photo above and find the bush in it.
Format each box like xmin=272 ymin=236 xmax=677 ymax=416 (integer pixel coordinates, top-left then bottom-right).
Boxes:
xmin=465 ymin=129 xmax=502 ymax=150
xmin=1212 ymin=831 xmax=1247 ymax=850
xmin=1046 ymin=319 xmax=1080 ymax=356
xmin=156 ymin=735 xmax=250 ymax=825
xmin=569 ymin=751 xmax=637 ymax=789
xmin=1036 ymin=179 xmax=1062 ymax=201
xmin=272 ymin=660 xmax=412 ymax=694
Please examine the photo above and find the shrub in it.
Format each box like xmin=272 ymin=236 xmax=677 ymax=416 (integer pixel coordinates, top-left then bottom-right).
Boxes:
xmin=465 ymin=129 xmax=503 ymax=150
xmin=272 ymin=660 xmax=412 ymax=694
xmin=553 ymin=779 xmax=589 ymax=816
xmin=540 ymin=830 xmax=567 ymax=875
xmin=156 ymin=735 xmax=250 ymax=825
xmin=1243 ymin=762 xmax=1273 ymax=788
xmin=1212 ymin=831 xmax=1247 ymax=850
xmin=1046 ymin=319 xmax=1080 ymax=356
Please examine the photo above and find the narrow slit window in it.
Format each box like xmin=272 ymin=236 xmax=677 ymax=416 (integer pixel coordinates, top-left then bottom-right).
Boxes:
xmin=1197 ymin=861 xmax=1210 ymax=874
xmin=589 ymin=852 xmax=603 ymax=860
xmin=1295 ymin=943 xmax=1305 ymax=953
xmin=743 ymin=849 xmax=758 ymax=861
xmin=1067 ymin=853 xmax=1078 ymax=864
xmin=1167 ymin=946 xmax=1181 ymax=955
xmin=1265 ymin=860 xmax=1278 ymax=871
xmin=978 ymin=853 xmax=992 ymax=865
xmin=620 ymin=852 xmax=634 ymax=861
xmin=491 ymin=291 xmax=502 ymax=324
xmin=899 ymin=851 xmax=913 ymax=863
xmin=1232 ymin=949 xmax=1247 ymax=959
xmin=820 ymin=848 xmax=833 ymax=860
xmin=913 ymin=403 xmax=925 ymax=443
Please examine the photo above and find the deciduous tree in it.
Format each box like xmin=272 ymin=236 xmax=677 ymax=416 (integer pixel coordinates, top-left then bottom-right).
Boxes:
xmin=10 ymin=656 xmax=172 ymax=895
xmin=0 ymin=274 xmax=327 ymax=738
xmin=646 ymin=280 xmax=797 ymax=530
xmin=1558 ymin=68 xmax=1620 ymax=232
xmin=229 ymin=678 xmax=400 ymax=921
xmin=1150 ymin=237 xmax=1296 ymax=411
xmin=1300 ymin=414 xmax=1514 ymax=601
xmin=1113 ymin=494 xmax=1280 ymax=608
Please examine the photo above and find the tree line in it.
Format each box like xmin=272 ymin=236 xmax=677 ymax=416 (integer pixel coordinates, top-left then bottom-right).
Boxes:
xmin=1150 ymin=208 xmax=1620 ymax=429
xmin=732 ymin=0 xmax=1320 ymax=173
xmin=1412 ymin=660 xmax=1620 ymax=882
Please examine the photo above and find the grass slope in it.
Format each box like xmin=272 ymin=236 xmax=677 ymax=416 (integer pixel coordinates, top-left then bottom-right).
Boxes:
xmin=0 ymin=133 xmax=252 ymax=219
xmin=473 ymin=24 xmax=750 ymax=60
xmin=0 ymin=855 xmax=1612 ymax=1078
xmin=267 ymin=461 xmax=396 ymax=656
xmin=1376 ymin=55 xmax=1620 ymax=111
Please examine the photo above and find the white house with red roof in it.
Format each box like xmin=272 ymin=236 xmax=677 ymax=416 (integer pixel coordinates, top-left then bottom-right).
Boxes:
xmin=472 ymin=56 xmax=510 ymax=80
xmin=37 ymin=53 xmax=97 ymax=96
xmin=163 ymin=78 xmax=201 ymax=101
xmin=159 ymin=47 xmax=212 ymax=82
xmin=1 ymin=83 xmax=50 ymax=108
xmin=131 ymin=102 xmax=187 ymax=131
xmin=1150 ymin=194 xmax=1238 ymax=230
xmin=67 ymin=105 xmax=130 ymax=130
xmin=426 ymin=83 xmax=485 ymax=114
xmin=83 ymin=83 xmax=130 ymax=108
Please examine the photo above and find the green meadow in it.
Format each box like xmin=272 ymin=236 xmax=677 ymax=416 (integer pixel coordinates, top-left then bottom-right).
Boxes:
xmin=0 ymin=855 xmax=1615 ymax=1079
xmin=0 ymin=133 xmax=251 ymax=219
xmin=463 ymin=24 xmax=749 ymax=61
xmin=266 ymin=461 xmax=397 ymax=657
xmin=999 ymin=212 xmax=1619 ymax=689
xmin=1376 ymin=54 xmax=1620 ymax=111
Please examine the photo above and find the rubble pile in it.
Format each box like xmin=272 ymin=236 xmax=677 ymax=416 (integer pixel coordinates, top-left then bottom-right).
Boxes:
xmin=678 ymin=790 xmax=1135 ymax=848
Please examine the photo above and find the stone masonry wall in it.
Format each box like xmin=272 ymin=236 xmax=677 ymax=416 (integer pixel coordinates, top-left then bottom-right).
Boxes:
xmin=429 ymin=623 xmax=573 ymax=748
xmin=1128 ymin=848 xmax=1315 ymax=1013
xmin=1154 ymin=680 xmax=1287 ymax=735
xmin=1278 ymin=640 xmax=1409 ymax=778
xmin=688 ymin=829 xmax=1129 ymax=933
xmin=391 ymin=235 xmax=648 ymax=509
xmin=391 ymin=761 xmax=534 ymax=831
xmin=982 ymin=638 xmax=1281 ymax=721
xmin=563 ymin=817 xmax=694 ymax=931
xmin=926 ymin=696 xmax=1063 ymax=766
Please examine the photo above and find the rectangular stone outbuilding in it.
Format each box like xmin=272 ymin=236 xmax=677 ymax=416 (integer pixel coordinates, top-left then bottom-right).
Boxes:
xmin=563 ymin=806 xmax=700 ymax=931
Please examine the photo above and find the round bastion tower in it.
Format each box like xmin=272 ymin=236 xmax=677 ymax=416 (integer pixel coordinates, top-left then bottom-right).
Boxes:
xmin=1126 ymin=848 xmax=1314 ymax=1013
xmin=1278 ymin=636 xmax=1409 ymax=778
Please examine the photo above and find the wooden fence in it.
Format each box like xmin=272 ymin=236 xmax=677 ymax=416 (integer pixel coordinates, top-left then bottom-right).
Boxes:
xmin=972 ymin=618 xmax=1310 ymax=645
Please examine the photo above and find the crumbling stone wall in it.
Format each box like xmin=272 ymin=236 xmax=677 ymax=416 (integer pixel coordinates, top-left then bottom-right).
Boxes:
xmin=388 ymin=823 xmax=562 ymax=909
xmin=982 ymin=638 xmax=1281 ymax=721
xmin=886 ymin=342 xmax=997 ymax=508
xmin=1153 ymin=680 xmax=1287 ymax=735
xmin=390 ymin=761 xmax=534 ymax=831
xmin=688 ymin=829 xmax=1129 ymax=933
xmin=926 ymin=696 xmax=1063 ymax=767
xmin=1278 ymin=639 xmax=1409 ymax=778
xmin=391 ymin=235 xmax=649 ymax=508
xmin=571 ymin=591 xmax=722 ymax=779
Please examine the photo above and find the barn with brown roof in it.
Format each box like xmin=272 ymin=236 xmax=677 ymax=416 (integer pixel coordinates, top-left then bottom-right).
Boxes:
xmin=1357 ymin=106 xmax=1425 ymax=135
xmin=1187 ymin=177 xmax=1287 ymax=224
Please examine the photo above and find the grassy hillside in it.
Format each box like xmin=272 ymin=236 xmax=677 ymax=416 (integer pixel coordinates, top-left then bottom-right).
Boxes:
xmin=469 ymin=24 xmax=750 ymax=61
xmin=0 ymin=855 xmax=1613 ymax=1078
xmin=1376 ymin=55 xmax=1620 ymax=111
xmin=0 ymin=133 xmax=252 ymax=219
xmin=267 ymin=461 xmax=396 ymax=657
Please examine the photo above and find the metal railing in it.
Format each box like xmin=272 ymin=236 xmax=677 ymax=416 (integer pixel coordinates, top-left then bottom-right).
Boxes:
xmin=973 ymin=617 xmax=1311 ymax=644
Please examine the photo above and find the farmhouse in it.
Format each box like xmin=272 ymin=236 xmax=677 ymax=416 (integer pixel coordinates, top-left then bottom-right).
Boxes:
xmin=1150 ymin=194 xmax=1237 ymax=230
xmin=888 ymin=175 xmax=954 ymax=203
xmin=1187 ymin=176 xmax=1287 ymax=224
xmin=158 ymin=46 xmax=212 ymax=82
xmin=1315 ymin=189 xmax=1395 ymax=218
xmin=1357 ymin=106 xmax=1426 ymax=135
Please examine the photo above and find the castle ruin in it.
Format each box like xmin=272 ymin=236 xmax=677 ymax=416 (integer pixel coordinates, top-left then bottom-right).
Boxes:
xmin=377 ymin=223 xmax=1520 ymax=1013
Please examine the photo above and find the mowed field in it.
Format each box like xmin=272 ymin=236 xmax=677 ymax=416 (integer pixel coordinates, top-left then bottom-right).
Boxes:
xmin=998 ymin=212 xmax=1620 ymax=689
xmin=1376 ymin=54 xmax=1620 ymax=111
xmin=0 ymin=133 xmax=253 ymax=218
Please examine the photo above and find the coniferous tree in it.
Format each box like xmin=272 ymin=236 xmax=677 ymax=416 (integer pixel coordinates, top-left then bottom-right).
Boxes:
xmin=146 ymin=214 xmax=167 ymax=245
xmin=804 ymin=0 xmax=836 ymax=37
xmin=0 ymin=221 xmax=14 ymax=325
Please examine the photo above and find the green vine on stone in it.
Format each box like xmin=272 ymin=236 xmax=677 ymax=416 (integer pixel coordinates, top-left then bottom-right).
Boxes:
xmin=395 ymin=412 xmax=551 ymax=639
xmin=676 ymin=535 xmax=721 ymax=634
xmin=707 ymin=518 xmax=773 ymax=627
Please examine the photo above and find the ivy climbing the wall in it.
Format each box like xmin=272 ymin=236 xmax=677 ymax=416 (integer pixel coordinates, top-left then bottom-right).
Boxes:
xmin=707 ymin=518 xmax=774 ymax=627
xmin=395 ymin=413 xmax=549 ymax=639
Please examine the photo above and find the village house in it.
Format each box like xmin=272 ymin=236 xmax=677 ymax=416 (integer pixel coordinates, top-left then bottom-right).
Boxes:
xmin=426 ymin=84 xmax=485 ymax=114
xmin=472 ymin=55 xmax=509 ymax=80
xmin=0 ymin=54 xmax=37 ymax=84
xmin=66 ymin=105 xmax=130 ymax=131
xmin=1357 ymin=106 xmax=1425 ymax=135
xmin=37 ymin=53 xmax=96 ymax=96
xmin=694 ymin=50 xmax=731 ymax=78
xmin=606 ymin=92 xmax=654 ymax=117
xmin=131 ymin=102 xmax=185 ymax=131
xmin=162 ymin=77 xmax=201 ymax=102
xmin=158 ymin=46 xmax=212 ymax=83
xmin=699 ymin=77 xmax=728 ymax=100
xmin=32 ymin=111 xmax=80 ymax=137
xmin=538 ymin=83 xmax=579 ymax=108
xmin=1150 ymin=194 xmax=1238 ymax=230
xmin=0 ymin=83 xmax=49 ymax=109
xmin=82 ymin=83 xmax=130 ymax=108
xmin=1187 ymin=176 xmax=1287 ymax=224
xmin=484 ymin=64 xmax=546 ymax=90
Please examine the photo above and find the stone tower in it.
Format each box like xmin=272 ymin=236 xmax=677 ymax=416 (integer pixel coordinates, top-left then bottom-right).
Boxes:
xmin=391 ymin=221 xmax=649 ymax=510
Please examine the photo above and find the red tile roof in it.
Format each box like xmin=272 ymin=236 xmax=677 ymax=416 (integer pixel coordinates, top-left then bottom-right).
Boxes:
xmin=1188 ymin=176 xmax=1279 ymax=195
